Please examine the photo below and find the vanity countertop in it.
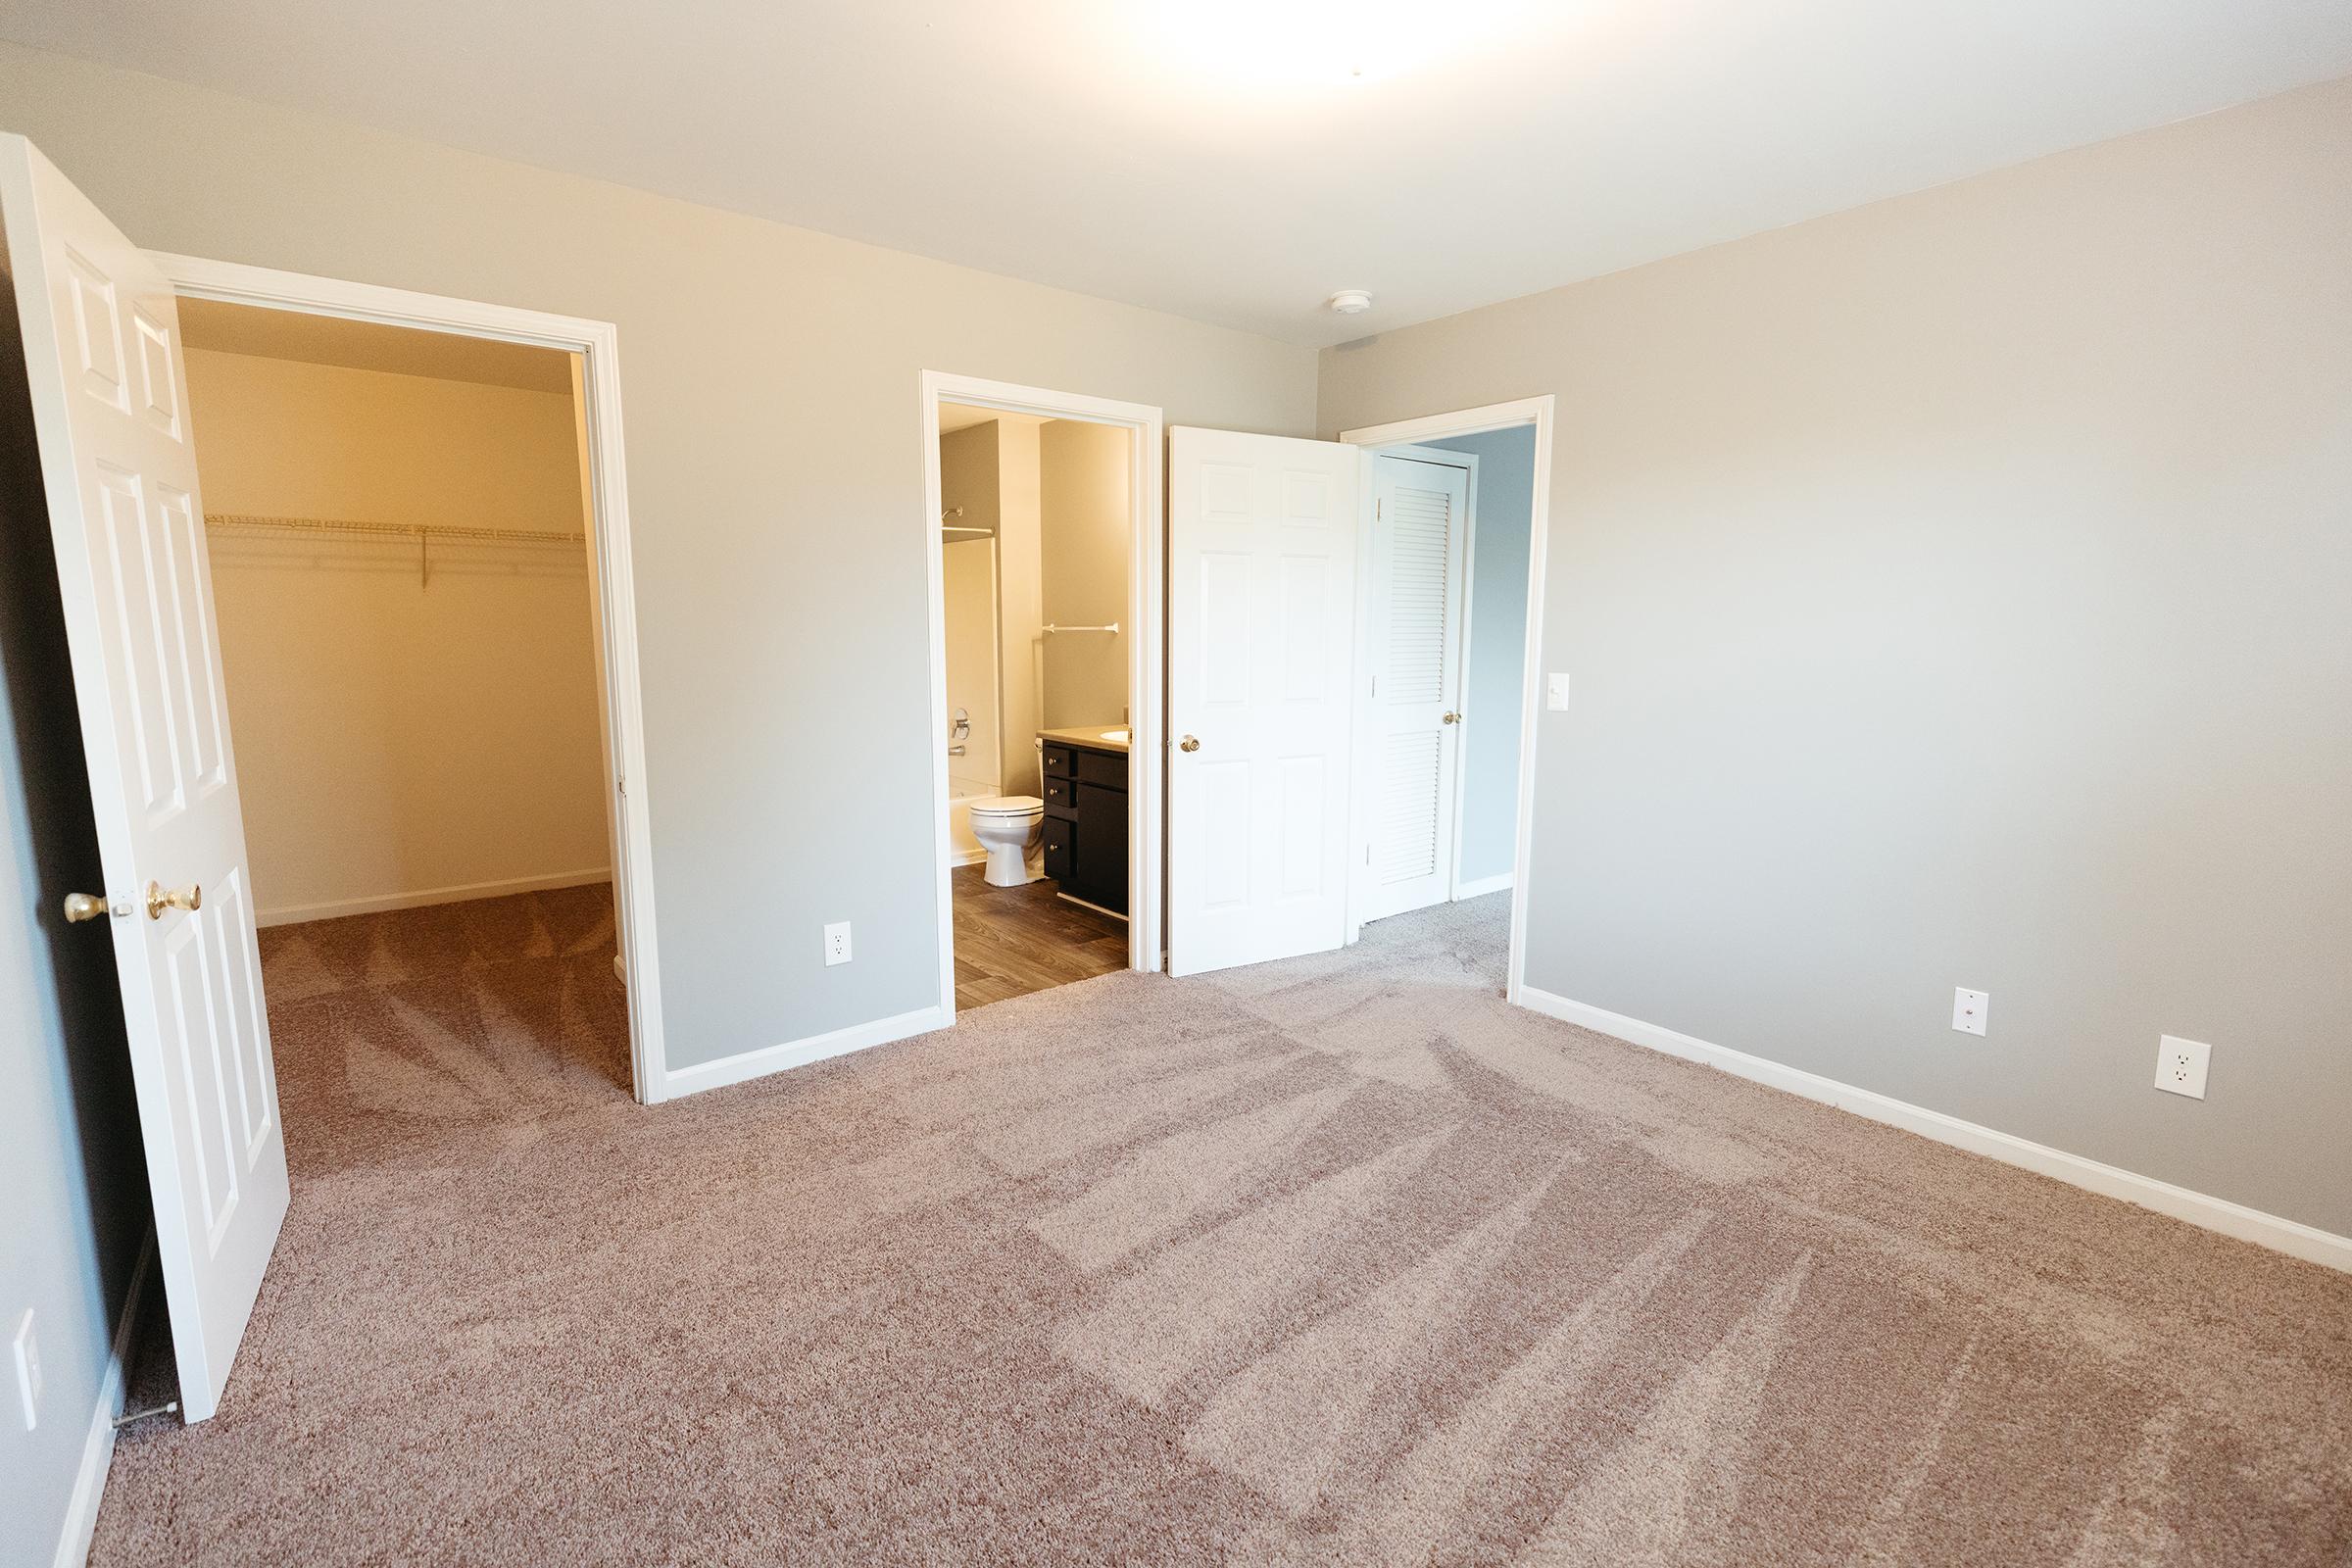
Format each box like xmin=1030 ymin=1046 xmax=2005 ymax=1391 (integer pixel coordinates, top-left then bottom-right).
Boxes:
xmin=1038 ymin=725 xmax=1130 ymax=755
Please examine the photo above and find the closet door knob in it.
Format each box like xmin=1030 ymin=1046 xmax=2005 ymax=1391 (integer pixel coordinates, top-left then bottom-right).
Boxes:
xmin=1179 ymin=735 xmax=1200 ymax=753
xmin=1442 ymin=711 xmax=1461 ymax=724
xmin=63 ymin=892 xmax=113 ymax=922
xmin=145 ymin=881 xmax=202 ymax=920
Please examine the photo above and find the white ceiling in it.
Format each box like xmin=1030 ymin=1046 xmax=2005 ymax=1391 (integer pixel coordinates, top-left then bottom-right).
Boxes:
xmin=178 ymin=298 xmax=575 ymax=391
xmin=11 ymin=2 xmax=2352 ymax=346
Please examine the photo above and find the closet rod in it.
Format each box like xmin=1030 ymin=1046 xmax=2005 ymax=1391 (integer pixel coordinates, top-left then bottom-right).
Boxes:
xmin=1043 ymin=622 xmax=1120 ymax=634
xmin=205 ymin=513 xmax=585 ymax=546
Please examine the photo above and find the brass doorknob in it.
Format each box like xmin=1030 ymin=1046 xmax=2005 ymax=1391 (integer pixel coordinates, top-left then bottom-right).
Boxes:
xmin=1442 ymin=711 xmax=1461 ymax=724
xmin=63 ymin=892 xmax=112 ymax=922
xmin=145 ymin=881 xmax=202 ymax=920
xmin=1179 ymin=735 xmax=1200 ymax=753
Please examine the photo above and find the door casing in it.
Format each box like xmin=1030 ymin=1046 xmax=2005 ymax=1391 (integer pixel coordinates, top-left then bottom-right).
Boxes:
xmin=150 ymin=252 xmax=670 ymax=1102
xmin=918 ymin=371 xmax=1166 ymax=1008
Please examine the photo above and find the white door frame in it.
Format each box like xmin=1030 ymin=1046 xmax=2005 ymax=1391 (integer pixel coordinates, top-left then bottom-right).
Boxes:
xmin=147 ymin=252 xmax=669 ymax=1102
xmin=1348 ymin=443 xmax=1482 ymax=934
xmin=1340 ymin=397 xmax=1555 ymax=1005
xmin=919 ymin=371 xmax=1166 ymax=1015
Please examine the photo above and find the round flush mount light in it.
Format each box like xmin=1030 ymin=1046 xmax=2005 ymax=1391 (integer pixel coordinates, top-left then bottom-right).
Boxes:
xmin=1327 ymin=289 xmax=1374 ymax=316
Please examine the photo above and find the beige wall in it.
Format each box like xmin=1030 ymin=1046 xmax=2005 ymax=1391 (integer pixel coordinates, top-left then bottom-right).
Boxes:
xmin=995 ymin=420 xmax=1046 ymax=798
xmin=186 ymin=347 xmax=609 ymax=920
xmin=1039 ymin=419 xmax=1129 ymax=730
xmin=1318 ymin=75 xmax=2352 ymax=1236
xmin=0 ymin=42 xmax=1316 ymax=1069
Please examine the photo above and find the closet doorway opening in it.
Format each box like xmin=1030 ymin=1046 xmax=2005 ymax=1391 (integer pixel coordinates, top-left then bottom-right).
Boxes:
xmin=1341 ymin=399 xmax=1553 ymax=1001
xmin=159 ymin=258 xmax=663 ymax=1108
xmin=921 ymin=372 xmax=1164 ymax=1016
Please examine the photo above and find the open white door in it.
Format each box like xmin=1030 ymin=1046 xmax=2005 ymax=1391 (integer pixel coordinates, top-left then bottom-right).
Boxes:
xmin=1360 ymin=452 xmax=1470 ymax=923
xmin=1167 ymin=427 xmax=1358 ymax=976
xmin=0 ymin=136 xmax=285 ymax=1423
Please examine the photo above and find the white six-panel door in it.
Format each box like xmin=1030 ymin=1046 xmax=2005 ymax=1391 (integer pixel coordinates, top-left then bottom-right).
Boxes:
xmin=1167 ymin=428 xmax=1359 ymax=976
xmin=0 ymin=136 xmax=286 ymax=1423
xmin=1360 ymin=452 xmax=1471 ymax=923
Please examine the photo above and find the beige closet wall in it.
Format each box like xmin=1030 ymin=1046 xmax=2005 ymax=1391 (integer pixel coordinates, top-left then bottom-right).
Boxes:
xmin=186 ymin=347 xmax=609 ymax=921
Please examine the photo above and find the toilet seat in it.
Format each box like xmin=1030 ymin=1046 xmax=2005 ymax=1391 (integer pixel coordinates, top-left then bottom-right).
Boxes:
xmin=966 ymin=795 xmax=1042 ymax=817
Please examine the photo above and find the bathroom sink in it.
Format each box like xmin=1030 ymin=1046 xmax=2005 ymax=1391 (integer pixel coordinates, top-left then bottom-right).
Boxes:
xmin=1101 ymin=728 xmax=1130 ymax=744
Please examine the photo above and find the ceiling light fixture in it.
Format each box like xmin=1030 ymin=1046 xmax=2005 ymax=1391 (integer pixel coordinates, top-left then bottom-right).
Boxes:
xmin=1140 ymin=1 xmax=1544 ymax=89
xmin=1328 ymin=289 xmax=1374 ymax=316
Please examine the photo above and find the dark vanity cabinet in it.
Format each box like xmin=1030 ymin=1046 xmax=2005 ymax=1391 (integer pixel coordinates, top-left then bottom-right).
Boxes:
xmin=1040 ymin=740 xmax=1128 ymax=915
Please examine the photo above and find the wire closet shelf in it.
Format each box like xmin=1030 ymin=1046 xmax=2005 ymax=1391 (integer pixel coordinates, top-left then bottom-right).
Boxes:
xmin=204 ymin=512 xmax=586 ymax=587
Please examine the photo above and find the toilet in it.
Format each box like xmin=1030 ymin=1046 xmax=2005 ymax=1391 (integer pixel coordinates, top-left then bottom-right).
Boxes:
xmin=965 ymin=795 xmax=1045 ymax=887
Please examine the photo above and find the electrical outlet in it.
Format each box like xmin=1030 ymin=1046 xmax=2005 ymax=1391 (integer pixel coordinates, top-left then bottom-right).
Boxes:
xmin=823 ymin=922 xmax=852 ymax=967
xmin=2155 ymin=1035 xmax=2211 ymax=1100
xmin=1951 ymin=987 xmax=1988 ymax=1037
xmin=11 ymin=1309 xmax=38 ymax=1432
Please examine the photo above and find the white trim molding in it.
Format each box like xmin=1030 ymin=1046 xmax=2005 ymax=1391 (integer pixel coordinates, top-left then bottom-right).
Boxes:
xmin=1341 ymin=397 xmax=1556 ymax=1006
xmin=52 ymin=1237 xmax=154 ymax=1568
xmin=146 ymin=252 xmax=669 ymax=1105
xmin=256 ymin=867 xmax=613 ymax=927
xmin=657 ymin=1005 xmax=948 ymax=1100
xmin=918 ymin=371 xmax=1168 ymax=1028
xmin=1516 ymin=987 xmax=2352 ymax=1274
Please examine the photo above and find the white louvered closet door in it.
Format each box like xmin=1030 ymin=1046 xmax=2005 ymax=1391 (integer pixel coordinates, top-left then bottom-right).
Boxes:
xmin=1362 ymin=453 xmax=1470 ymax=922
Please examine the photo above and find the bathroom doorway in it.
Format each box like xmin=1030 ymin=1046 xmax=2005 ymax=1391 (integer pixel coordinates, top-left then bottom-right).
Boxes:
xmin=920 ymin=374 xmax=1164 ymax=1014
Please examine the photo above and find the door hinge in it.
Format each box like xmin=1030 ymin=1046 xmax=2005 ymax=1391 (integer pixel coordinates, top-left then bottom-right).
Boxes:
xmin=1376 ymin=499 xmax=1383 ymax=521
xmin=616 ymin=773 xmax=627 ymax=797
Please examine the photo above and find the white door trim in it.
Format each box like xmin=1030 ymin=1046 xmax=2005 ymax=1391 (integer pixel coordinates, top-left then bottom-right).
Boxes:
xmin=1341 ymin=397 xmax=1556 ymax=1006
xmin=146 ymin=252 xmax=669 ymax=1103
xmin=919 ymin=371 xmax=1167 ymax=1017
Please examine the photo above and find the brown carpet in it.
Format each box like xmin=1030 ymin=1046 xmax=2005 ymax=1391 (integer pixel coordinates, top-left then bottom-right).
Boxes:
xmin=94 ymin=888 xmax=2352 ymax=1565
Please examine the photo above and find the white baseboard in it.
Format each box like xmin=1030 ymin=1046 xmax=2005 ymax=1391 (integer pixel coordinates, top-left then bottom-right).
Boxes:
xmin=1453 ymin=872 xmax=1515 ymax=900
xmin=952 ymin=848 xmax=988 ymax=867
xmin=655 ymin=1004 xmax=948 ymax=1102
xmin=52 ymin=1236 xmax=154 ymax=1568
xmin=1514 ymin=987 xmax=2352 ymax=1275
xmin=257 ymin=867 xmax=612 ymax=927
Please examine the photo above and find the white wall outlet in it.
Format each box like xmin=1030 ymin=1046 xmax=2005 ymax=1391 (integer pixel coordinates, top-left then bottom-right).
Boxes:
xmin=1951 ymin=987 xmax=1988 ymax=1036
xmin=11 ymin=1309 xmax=38 ymax=1432
xmin=2155 ymin=1035 xmax=2211 ymax=1100
xmin=823 ymin=922 xmax=852 ymax=967
xmin=1545 ymin=672 xmax=1572 ymax=711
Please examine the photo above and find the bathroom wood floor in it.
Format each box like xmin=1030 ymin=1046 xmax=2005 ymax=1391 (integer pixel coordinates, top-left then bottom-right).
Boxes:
xmin=951 ymin=863 xmax=1128 ymax=1010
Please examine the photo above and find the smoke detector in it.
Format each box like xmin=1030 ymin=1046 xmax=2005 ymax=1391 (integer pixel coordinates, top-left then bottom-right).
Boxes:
xmin=1327 ymin=289 xmax=1374 ymax=316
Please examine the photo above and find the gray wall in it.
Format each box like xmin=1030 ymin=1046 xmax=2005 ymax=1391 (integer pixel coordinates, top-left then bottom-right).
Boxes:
xmin=1425 ymin=427 xmax=1534 ymax=887
xmin=0 ymin=228 xmax=151 ymax=1568
xmin=1320 ymin=75 xmax=2352 ymax=1236
xmin=0 ymin=43 xmax=1316 ymax=1074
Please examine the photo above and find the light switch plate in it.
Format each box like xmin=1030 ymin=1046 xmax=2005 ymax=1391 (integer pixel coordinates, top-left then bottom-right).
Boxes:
xmin=11 ymin=1309 xmax=37 ymax=1432
xmin=1545 ymin=672 xmax=1571 ymax=711
xmin=2155 ymin=1035 xmax=2211 ymax=1100
xmin=1951 ymin=987 xmax=1988 ymax=1037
